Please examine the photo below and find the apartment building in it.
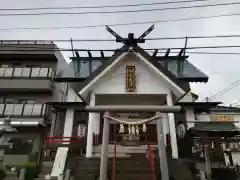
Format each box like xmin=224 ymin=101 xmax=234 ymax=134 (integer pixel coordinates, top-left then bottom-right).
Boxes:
xmin=0 ymin=40 xmax=72 ymax=164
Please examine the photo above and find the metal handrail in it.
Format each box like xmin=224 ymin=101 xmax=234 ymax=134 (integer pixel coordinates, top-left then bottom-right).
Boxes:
xmin=45 ymin=136 xmax=81 ymax=143
xmin=0 ymin=67 xmax=54 ymax=78
xmin=0 ymin=103 xmax=47 ymax=117
xmin=148 ymin=145 xmax=157 ymax=180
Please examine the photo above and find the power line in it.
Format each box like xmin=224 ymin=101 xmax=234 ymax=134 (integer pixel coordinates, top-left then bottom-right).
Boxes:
xmin=166 ymin=51 xmax=240 ymax=55
xmin=1 ymin=44 xmax=240 ymax=52
xmin=45 ymin=34 xmax=240 ymax=42
xmin=21 ymin=34 xmax=240 ymax=42
xmin=1 ymin=34 xmax=240 ymax=43
xmin=147 ymin=34 xmax=240 ymax=41
xmin=208 ymin=80 xmax=240 ymax=100
xmin=0 ymin=2 xmax=240 ymax=16
xmin=0 ymin=0 xmax=212 ymax=11
xmin=1 ymin=12 xmax=240 ymax=31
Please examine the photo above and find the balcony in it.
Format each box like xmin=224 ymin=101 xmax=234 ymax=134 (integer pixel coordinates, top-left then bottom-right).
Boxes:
xmin=0 ymin=104 xmax=51 ymax=126
xmin=0 ymin=67 xmax=54 ymax=92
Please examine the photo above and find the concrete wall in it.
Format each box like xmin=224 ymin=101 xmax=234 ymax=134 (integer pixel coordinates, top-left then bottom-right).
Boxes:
xmin=4 ymin=155 xmax=29 ymax=166
xmin=196 ymin=113 xmax=240 ymax=127
xmin=0 ymin=93 xmax=53 ymax=103
xmin=0 ymin=79 xmax=53 ymax=92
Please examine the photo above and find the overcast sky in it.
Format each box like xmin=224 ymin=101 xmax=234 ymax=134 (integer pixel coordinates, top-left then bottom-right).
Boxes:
xmin=1 ymin=0 xmax=240 ymax=105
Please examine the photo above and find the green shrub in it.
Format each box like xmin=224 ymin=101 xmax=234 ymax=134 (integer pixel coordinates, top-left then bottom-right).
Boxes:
xmin=22 ymin=162 xmax=41 ymax=180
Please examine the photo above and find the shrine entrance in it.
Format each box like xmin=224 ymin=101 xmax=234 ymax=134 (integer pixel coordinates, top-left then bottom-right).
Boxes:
xmin=109 ymin=123 xmax=157 ymax=145
xmin=105 ymin=112 xmax=158 ymax=146
xmin=95 ymin=94 xmax=165 ymax=146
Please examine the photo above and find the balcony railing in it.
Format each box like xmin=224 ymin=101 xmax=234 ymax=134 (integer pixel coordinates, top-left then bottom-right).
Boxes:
xmin=0 ymin=103 xmax=48 ymax=117
xmin=0 ymin=67 xmax=54 ymax=78
xmin=0 ymin=40 xmax=53 ymax=44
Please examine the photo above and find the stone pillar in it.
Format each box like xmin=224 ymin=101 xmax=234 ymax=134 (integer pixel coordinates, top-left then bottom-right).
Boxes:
xmin=186 ymin=108 xmax=195 ymax=129
xmin=51 ymin=108 xmax=75 ymax=177
xmin=162 ymin=113 xmax=169 ymax=146
xmin=86 ymin=93 xmax=95 ymax=158
xmin=93 ymin=113 xmax=100 ymax=135
xmin=62 ymin=109 xmax=74 ymax=138
xmin=49 ymin=110 xmax=57 ymax=137
xmin=53 ymin=111 xmax=65 ymax=137
xmin=99 ymin=112 xmax=110 ymax=180
xmin=167 ymin=92 xmax=178 ymax=159
xmin=32 ymin=135 xmax=40 ymax=153
xmin=156 ymin=112 xmax=169 ymax=180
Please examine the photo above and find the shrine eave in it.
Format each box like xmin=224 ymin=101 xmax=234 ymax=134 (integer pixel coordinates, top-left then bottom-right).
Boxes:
xmin=176 ymin=102 xmax=222 ymax=107
xmin=187 ymin=121 xmax=240 ymax=137
xmin=53 ymin=77 xmax=86 ymax=82
xmin=210 ymin=105 xmax=240 ymax=112
xmin=177 ymin=76 xmax=208 ymax=83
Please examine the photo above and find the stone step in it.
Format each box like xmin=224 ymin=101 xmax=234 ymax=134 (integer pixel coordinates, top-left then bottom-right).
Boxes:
xmin=76 ymin=162 xmax=151 ymax=170
xmin=75 ymin=174 xmax=96 ymax=180
xmin=92 ymin=152 xmax=131 ymax=158
xmin=93 ymin=145 xmax=156 ymax=153
xmin=35 ymin=176 xmax=58 ymax=180
xmin=74 ymin=153 xmax=155 ymax=180
xmin=115 ymin=174 xmax=153 ymax=180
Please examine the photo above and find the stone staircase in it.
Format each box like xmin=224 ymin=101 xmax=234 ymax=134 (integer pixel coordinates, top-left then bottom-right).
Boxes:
xmin=111 ymin=153 xmax=153 ymax=180
xmin=74 ymin=153 xmax=154 ymax=180
xmin=71 ymin=144 xmax=195 ymax=180
xmin=74 ymin=157 xmax=101 ymax=180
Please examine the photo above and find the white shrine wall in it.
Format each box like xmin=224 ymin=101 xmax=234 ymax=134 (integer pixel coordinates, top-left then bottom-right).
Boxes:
xmin=92 ymin=54 xmax=171 ymax=95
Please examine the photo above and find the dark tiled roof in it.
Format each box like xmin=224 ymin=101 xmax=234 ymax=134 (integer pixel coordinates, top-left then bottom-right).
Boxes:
xmin=56 ymin=56 xmax=208 ymax=84
xmin=158 ymin=58 xmax=208 ymax=82
xmin=210 ymin=105 xmax=240 ymax=112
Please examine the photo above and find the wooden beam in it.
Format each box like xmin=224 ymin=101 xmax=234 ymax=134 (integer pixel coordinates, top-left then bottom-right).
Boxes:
xmin=100 ymin=50 xmax=105 ymax=59
xmin=152 ymin=49 xmax=158 ymax=57
xmin=165 ymin=49 xmax=170 ymax=57
xmin=84 ymin=105 xmax=181 ymax=113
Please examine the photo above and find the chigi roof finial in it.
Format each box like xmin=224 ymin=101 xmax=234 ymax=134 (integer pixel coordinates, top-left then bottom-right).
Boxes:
xmin=106 ymin=25 xmax=155 ymax=47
